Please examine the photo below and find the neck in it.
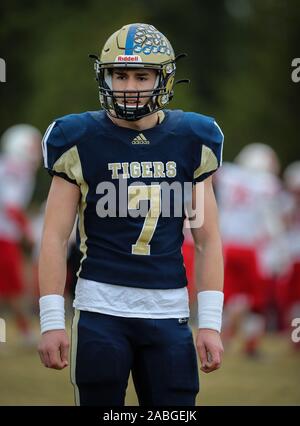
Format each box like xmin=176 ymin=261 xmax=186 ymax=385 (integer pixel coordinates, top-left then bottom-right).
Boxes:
xmin=108 ymin=111 xmax=159 ymax=131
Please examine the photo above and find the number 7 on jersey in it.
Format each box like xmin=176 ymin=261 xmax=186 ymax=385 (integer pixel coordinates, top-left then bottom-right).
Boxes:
xmin=128 ymin=184 xmax=161 ymax=255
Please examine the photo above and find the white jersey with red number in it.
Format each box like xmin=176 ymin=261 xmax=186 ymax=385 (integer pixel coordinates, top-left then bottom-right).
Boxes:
xmin=215 ymin=162 xmax=291 ymax=277
xmin=215 ymin=162 xmax=281 ymax=246
xmin=0 ymin=155 xmax=35 ymax=241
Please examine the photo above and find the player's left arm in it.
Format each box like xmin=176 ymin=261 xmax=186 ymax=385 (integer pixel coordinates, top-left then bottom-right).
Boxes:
xmin=190 ymin=176 xmax=224 ymax=373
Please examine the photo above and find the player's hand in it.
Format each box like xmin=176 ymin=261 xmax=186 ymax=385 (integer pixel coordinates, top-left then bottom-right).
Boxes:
xmin=38 ymin=329 xmax=69 ymax=370
xmin=196 ymin=328 xmax=224 ymax=373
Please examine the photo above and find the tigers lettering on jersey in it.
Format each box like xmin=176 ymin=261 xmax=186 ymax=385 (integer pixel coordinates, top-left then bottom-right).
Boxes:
xmin=108 ymin=161 xmax=177 ymax=179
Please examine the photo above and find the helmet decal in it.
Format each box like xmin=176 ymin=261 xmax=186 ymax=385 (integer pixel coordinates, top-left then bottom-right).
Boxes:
xmin=125 ymin=23 xmax=173 ymax=57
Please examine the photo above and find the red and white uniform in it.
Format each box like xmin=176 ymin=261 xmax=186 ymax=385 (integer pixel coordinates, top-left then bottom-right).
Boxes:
xmin=182 ymin=226 xmax=197 ymax=304
xmin=0 ymin=156 xmax=35 ymax=296
xmin=275 ymin=193 xmax=300 ymax=327
xmin=215 ymin=162 xmax=282 ymax=312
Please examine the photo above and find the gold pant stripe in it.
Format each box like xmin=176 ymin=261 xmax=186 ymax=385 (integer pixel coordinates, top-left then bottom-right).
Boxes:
xmin=70 ymin=309 xmax=81 ymax=406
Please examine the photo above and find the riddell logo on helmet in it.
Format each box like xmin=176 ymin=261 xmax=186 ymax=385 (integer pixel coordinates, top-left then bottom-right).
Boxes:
xmin=115 ymin=55 xmax=142 ymax=62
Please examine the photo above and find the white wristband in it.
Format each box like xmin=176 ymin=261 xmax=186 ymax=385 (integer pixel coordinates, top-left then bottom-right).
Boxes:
xmin=39 ymin=294 xmax=65 ymax=334
xmin=197 ymin=291 xmax=224 ymax=332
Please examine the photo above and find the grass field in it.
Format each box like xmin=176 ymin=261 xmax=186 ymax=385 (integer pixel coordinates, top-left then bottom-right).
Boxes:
xmin=0 ymin=317 xmax=299 ymax=406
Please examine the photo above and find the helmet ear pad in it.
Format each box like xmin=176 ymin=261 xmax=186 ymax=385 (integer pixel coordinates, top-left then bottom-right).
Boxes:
xmin=157 ymin=66 xmax=175 ymax=108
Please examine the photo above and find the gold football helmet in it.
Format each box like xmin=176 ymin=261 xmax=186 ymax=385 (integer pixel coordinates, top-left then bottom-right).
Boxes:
xmin=90 ymin=23 xmax=187 ymax=121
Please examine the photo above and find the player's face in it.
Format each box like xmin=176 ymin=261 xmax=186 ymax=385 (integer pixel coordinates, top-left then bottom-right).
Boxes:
xmin=111 ymin=68 xmax=157 ymax=107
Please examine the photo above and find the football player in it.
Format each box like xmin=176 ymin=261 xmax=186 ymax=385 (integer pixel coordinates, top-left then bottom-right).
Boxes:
xmin=276 ymin=162 xmax=300 ymax=349
xmin=0 ymin=124 xmax=41 ymax=344
xmin=38 ymin=23 xmax=224 ymax=406
xmin=216 ymin=144 xmax=282 ymax=355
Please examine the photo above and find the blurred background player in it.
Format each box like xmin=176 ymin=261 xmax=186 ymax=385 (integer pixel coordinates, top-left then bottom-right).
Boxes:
xmin=275 ymin=161 xmax=300 ymax=350
xmin=182 ymin=226 xmax=197 ymax=321
xmin=0 ymin=124 xmax=42 ymax=345
xmin=215 ymin=143 xmax=284 ymax=356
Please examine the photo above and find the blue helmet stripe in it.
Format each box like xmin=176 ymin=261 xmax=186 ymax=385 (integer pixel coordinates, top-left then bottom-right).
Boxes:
xmin=125 ymin=24 xmax=138 ymax=55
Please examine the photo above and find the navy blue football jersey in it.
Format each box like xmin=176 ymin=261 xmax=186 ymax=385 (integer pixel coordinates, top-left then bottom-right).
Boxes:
xmin=42 ymin=109 xmax=223 ymax=290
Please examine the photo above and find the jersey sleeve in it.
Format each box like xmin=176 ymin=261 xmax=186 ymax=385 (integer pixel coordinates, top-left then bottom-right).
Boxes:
xmin=190 ymin=114 xmax=224 ymax=184
xmin=41 ymin=119 xmax=82 ymax=186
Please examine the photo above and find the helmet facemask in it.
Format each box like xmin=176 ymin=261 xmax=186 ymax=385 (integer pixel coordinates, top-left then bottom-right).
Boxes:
xmin=95 ymin=61 xmax=176 ymax=121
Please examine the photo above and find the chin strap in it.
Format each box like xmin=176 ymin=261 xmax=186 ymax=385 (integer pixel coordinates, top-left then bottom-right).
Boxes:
xmin=175 ymin=53 xmax=188 ymax=62
xmin=174 ymin=53 xmax=190 ymax=86
xmin=88 ymin=54 xmax=99 ymax=60
xmin=174 ymin=79 xmax=190 ymax=86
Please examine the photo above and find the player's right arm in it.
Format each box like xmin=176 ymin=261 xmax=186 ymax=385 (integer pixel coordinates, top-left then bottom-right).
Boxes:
xmin=38 ymin=178 xmax=80 ymax=369
xmin=38 ymin=117 xmax=83 ymax=369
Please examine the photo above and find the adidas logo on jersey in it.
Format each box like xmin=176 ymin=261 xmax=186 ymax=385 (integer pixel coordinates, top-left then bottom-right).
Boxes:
xmin=132 ymin=133 xmax=150 ymax=144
